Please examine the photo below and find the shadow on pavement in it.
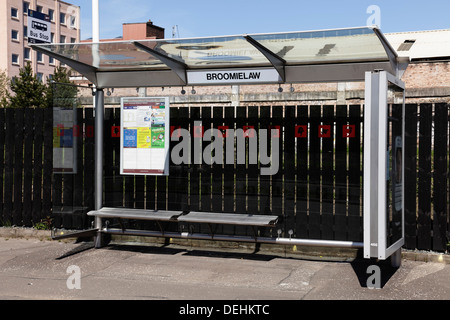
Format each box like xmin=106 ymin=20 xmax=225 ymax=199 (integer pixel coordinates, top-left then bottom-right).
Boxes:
xmin=351 ymin=257 xmax=399 ymax=288
xmin=55 ymin=240 xmax=399 ymax=289
xmin=56 ymin=241 xmax=95 ymax=260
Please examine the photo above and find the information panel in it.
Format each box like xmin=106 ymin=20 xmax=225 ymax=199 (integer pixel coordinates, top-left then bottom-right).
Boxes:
xmin=53 ymin=106 xmax=77 ymax=174
xmin=120 ymin=97 xmax=170 ymax=175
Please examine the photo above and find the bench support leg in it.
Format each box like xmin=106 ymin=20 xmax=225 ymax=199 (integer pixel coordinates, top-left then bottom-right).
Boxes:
xmin=94 ymin=231 xmax=111 ymax=248
xmin=156 ymin=221 xmax=165 ymax=235
xmin=93 ymin=217 xmax=110 ymax=249
xmin=118 ymin=219 xmax=126 ymax=232
xmin=207 ymin=223 xmax=215 ymax=238
xmin=251 ymin=226 xmax=259 ymax=242
xmin=94 ymin=232 xmax=103 ymax=248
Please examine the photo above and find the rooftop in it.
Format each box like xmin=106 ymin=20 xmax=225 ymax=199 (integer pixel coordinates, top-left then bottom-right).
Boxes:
xmin=386 ymin=29 xmax=450 ymax=60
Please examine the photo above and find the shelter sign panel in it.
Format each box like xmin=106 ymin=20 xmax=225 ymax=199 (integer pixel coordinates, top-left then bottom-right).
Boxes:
xmin=120 ymin=97 xmax=170 ymax=176
xmin=187 ymin=68 xmax=281 ymax=85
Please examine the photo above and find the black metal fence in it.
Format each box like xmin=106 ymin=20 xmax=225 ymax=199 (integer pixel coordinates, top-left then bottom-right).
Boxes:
xmin=0 ymin=102 xmax=449 ymax=253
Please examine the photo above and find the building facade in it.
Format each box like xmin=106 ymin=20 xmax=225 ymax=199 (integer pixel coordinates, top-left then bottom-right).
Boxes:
xmin=0 ymin=0 xmax=80 ymax=82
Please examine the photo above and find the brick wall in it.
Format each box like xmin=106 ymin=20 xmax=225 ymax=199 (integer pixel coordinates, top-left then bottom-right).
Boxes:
xmin=401 ymin=61 xmax=450 ymax=88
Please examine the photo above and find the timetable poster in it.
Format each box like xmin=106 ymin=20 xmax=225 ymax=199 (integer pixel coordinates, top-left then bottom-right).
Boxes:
xmin=120 ymin=97 xmax=170 ymax=175
xmin=53 ymin=106 xmax=77 ymax=174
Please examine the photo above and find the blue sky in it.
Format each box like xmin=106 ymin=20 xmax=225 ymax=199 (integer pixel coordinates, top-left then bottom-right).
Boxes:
xmin=69 ymin=0 xmax=450 ymax=40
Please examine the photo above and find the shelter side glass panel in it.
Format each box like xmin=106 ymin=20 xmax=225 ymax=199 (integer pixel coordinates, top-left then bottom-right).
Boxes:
xmin=386 ymin=82 xmax=405 ymax=248
xmin=52 ymin=83 xmax=95 ymax=230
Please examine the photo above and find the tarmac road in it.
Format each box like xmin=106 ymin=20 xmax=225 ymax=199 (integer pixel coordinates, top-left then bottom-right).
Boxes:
xmin=0 ymin=237 xmax=449 ymax=302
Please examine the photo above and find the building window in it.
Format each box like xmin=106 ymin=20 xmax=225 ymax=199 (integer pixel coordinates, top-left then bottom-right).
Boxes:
xmin=60 ymin=12 xmax=66 ymax=25
xmin=48 ymin=9 xmax=54 ymax=21
xmin=60 ymin=35 xmax=66 ymax=43
xmin=23 ymin=1 xmax=30 ymax=15
xmin=11 ymin=7 xmax=19 ymax=19
xmin=49 ymin=56 xmax=55 ymax=65
xmin=12 ymin=54 xmax=19 ymax=65
xmin=24 ymin=48 xmax=31 ymax=60
xmin=24 ymin=26 xmax=28 ymax=38
xmin=37 ymin=51 xmax=44 ymax=63
xmin=36 ymin=73 xmax=44 ymax=82
xmin=36 ymin=5 xmax=43 ymax=13
xmin=398 ymin=40 xmax=416 ymax=52
xmin=70 ymin=16 xmax=76 ymax=29
xmin=11 ymin=30 xmax=19 ymax=41
xmin=70 ymin=37 xmax=76 ymax=43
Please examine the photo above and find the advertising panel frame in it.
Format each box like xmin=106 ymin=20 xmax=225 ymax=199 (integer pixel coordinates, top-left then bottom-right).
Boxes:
xmin=364 ymin=71 xmax=405 ymax=262
xmin=120 ymin=96 xmax=170 ymax=176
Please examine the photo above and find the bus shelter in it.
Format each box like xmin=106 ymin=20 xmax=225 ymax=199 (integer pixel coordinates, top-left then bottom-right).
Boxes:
xmin=32 ymin=26 xmax=409 ymax=266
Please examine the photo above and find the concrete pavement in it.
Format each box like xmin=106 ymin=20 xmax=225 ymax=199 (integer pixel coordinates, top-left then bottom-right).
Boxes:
xmin=0 ymin=236 xmax=449 ymax=302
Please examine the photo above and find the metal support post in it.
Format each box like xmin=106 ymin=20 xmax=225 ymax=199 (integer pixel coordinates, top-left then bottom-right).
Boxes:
xmin=94 ymin=88 xmax=104 ymax=248
xmin=363 ymin=71 xmax=384 ymax=259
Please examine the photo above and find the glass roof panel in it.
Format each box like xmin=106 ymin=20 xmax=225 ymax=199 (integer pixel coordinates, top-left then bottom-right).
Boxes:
xmin=39 ymin=41 xmax=168 ymax=70
xmin=250 ymin=27 xmax=389 ymax=64
xmin=33 ymin=27 xmax=394 ymax=73
xmin=138 ymin=36 xmax=269 ymax=68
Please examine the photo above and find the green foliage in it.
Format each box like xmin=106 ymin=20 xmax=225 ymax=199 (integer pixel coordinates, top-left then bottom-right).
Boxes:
xmin=8 ymin=62 xmax=47 ymax=108
xmin=46 ymin=66 xmax=78 ymax=108
xmin=2 ymin=63 xmax=77 ymax=109
xmin=33 ymin=216 xmax=53 ymax=230
xmin=0 ymin=69 xmax=9 ymax=106
xmin=447 ymin=231 xmax=450 ymax=249
xmin=0 ymin=219 xmax=12 ymax=227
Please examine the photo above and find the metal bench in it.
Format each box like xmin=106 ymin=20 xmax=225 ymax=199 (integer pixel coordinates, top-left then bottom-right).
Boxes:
xmin=84 ymin=207 xmax=279 ymax=247
xmin=52 ymin=207 xmax=365 ymax=254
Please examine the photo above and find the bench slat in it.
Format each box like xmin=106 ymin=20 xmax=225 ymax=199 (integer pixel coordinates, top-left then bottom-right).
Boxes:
xmin=87 ymin=207 xmax=183 ymax=221
xmin=178 ymin=211 xmax=278 ymax=227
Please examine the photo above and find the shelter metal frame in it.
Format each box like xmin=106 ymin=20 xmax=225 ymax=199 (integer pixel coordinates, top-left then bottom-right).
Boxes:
xmin=33 ymin=26 xmax=408 ymax=266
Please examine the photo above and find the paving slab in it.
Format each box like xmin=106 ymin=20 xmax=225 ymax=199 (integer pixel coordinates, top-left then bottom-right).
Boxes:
xmin=0 ymin=238 xmax=449 ymax=302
